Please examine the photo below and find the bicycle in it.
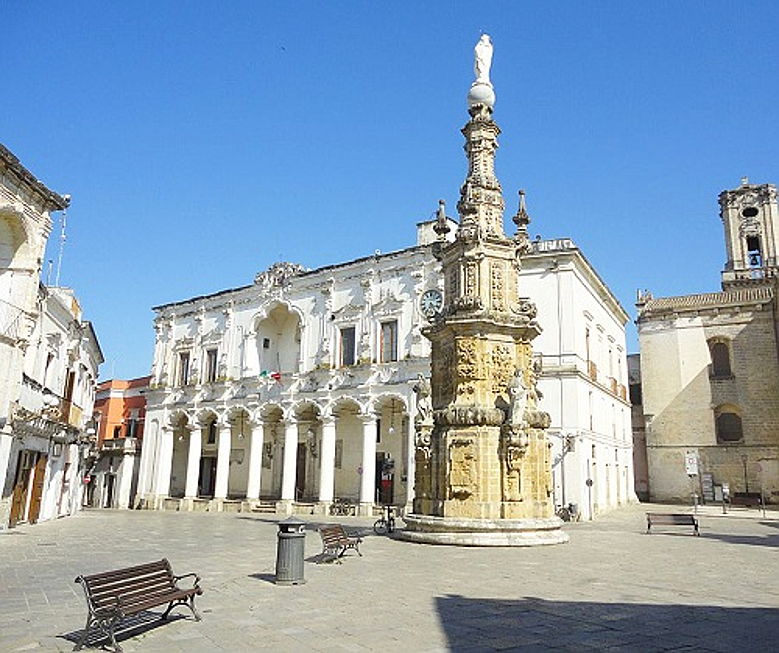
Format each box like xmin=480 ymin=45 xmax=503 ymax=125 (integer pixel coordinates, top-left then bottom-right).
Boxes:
xmin=555 ymin=503 xmax=580 ymax=522
xmin=329 ymin=498 xmax=355 ymax=517
xmin=373 ymin=505 xmax=396 ymax=535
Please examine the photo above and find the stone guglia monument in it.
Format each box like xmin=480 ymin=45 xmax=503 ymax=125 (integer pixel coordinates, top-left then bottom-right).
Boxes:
xmin=401 ymin=36 xmax=568 ymax=546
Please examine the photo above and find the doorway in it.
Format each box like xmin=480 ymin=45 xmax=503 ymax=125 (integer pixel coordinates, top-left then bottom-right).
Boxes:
xmin=376 ymin=452 xmax=394 ymax=505
xmin=296 ymin=443 xmax=306 ymax=500
xmin=198 ymin=457 xmax=217 ymax=497
xmin=27 ymin=454 xmax=47 ymax=524
xmin=10 ymin=451 xmax=37 ymax=527
xmin=104 ymin=474 xmax=116 ymax=508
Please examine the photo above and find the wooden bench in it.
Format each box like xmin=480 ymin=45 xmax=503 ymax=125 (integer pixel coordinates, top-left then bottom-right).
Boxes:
xmin=646 ymin=512 xmax=699 ymax=536
xmin=730 ymin=492 xmax=763 ymax=508
xmin=73 ymin=558 xmax=202 ymax=652
xmin=318 ymin=524 xmax=363 ymax=562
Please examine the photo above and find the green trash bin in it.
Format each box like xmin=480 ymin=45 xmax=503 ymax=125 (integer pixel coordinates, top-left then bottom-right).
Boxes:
xmin=275 ymin=517 xmax=306 ymax=585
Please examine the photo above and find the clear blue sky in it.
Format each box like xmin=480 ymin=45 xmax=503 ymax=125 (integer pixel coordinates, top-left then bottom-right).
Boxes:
xmin=4 ymin=2 xmax=779 ymax=379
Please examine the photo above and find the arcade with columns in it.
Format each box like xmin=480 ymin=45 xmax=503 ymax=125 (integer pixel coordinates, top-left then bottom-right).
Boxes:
xmin=137 ymin=392 xmax=416 ymax=516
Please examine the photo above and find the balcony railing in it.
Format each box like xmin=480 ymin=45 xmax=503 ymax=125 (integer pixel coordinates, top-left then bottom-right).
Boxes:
xmin=0 ymin=297 xmax=26 ymax=342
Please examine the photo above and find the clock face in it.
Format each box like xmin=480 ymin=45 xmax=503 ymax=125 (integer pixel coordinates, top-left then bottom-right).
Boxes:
xmin=420 ymin=289 xmax=443 ymax=318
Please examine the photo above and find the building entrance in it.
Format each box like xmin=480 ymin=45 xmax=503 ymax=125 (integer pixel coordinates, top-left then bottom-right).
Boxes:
xmin=198 ymin=457 xmax=217 ymax=497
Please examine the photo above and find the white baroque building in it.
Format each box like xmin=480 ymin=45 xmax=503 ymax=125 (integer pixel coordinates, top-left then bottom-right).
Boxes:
xmin=0 ymin=144 xmax=103 ymax=529
xmin=138 ymin=218 xmax=634 ymax=520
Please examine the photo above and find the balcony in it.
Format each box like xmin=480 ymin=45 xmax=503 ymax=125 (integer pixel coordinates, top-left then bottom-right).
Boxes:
xmin=0 ymin=298 xmax=27 ymax=343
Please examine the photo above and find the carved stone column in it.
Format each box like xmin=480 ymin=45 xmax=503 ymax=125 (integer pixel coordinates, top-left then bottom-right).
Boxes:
xmin=184 ymin=426 xmax=201 ymax=498
xmin=155 ymin=426 xmax=174 ymax=501
xmin=280 ymin=419 xmax=298 ymax=502
xmin=245 ymin=420 xmax=264 ymax=500
xmin=318 ymin=416 xmax=337 ymax=505
xmin=359 ymin=414 xmax=377 ymax=514
xmin=214 ymin=422 xmax=232 ymax=500
xmin=402 ymin=35 xmax=566 ymax=546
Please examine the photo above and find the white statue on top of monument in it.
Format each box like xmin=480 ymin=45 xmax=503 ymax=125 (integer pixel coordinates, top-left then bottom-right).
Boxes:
xmin=474 ymin=34 xmax=493 ymax=86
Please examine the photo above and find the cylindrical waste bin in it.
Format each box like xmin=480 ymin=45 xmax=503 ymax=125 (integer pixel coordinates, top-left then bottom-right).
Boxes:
xmin=275 ymin=517 xmax=306 ymax=585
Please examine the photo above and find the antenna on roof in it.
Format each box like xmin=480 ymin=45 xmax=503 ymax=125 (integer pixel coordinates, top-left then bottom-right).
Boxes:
xmin=54 ymin=199 xmax=70 ymax=286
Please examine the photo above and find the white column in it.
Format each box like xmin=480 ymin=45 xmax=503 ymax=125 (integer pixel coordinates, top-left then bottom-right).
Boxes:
xmin=280 ymin=419 xmax=298 ymax=501
xmin=155 ymin=427 xmax=174 ymax=498
xmin=359 ymin=415 xmax=377 ymax=507
xmin=318 ymin=417 xmax=337 ymax=503
xmin=184 ymin=427 xmax=201 ymax=498
xmin=405 ymin=410 xmax=416 ymax=508
xmin=214 ymin=423 xmax=232 ymax=499
xmin=246 ymin=421 xmax=265 ymax=500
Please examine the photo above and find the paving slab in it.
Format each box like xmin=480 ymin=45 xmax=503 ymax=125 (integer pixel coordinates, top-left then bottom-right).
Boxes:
xmin=0 ymin=503 xmax=777 ymax=651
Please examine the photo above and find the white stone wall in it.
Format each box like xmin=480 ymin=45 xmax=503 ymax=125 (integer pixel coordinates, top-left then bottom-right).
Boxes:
xmin=139 ymin=233 xmax=633 ymax=519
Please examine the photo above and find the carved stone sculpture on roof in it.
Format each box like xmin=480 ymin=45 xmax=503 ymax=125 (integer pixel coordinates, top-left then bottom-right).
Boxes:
xmin=254 ymin=261 xmax=307 ymax=290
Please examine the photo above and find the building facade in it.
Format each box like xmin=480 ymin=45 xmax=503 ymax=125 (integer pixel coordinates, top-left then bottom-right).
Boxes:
xmin=89 ymin=376 xmax=150 ymax=509
xmin=636 ymin=179 xmax=779 ymax=503
xmin=0 ymin=144 xmax=103 ymax=529
xmin=137 ymin=220 xmax=633 ymax=519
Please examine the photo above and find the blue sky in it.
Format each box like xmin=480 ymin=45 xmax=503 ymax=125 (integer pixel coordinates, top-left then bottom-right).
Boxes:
xmin=4 ymin=2 xmax=779 ymax=378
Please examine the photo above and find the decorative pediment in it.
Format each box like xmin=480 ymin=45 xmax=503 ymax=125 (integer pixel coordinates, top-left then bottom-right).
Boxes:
xmin=254 ymin=262 xmax=307 ymax=290
xmin=332 ymin=302 xmax=364 ymax=321
xmin=372 ymin=292 xmax=404 ymax=317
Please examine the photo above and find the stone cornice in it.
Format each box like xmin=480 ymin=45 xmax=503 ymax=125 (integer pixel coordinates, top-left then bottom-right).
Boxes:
xmin=637 ymin=284 xmax=773 ymax=319
xmin=0 ymin=143 xmax=69 ymax=211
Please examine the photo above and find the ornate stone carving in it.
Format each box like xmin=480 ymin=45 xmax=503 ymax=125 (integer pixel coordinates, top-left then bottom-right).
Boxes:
xmin=435 ymin=405 xmax=504 ymax=426
xmin=253 ymin=262 xmax=307 ymax=290
xmin=490 ymin=262 xmax=505 ymax=311
xmin=413 ymin=374 xmax=433 ymax=426
xmin=449 ymin=439 xmax=477 ymax=498
xmin=490 ymin=344 xmax=513 ymax=394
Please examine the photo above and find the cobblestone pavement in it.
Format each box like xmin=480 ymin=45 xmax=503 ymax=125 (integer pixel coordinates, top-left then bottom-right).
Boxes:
xmin=1 ymin=503 xmax=777 ymax=652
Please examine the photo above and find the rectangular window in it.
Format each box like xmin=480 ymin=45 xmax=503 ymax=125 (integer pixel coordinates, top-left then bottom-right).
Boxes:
xmin=205 ymin=348 xmax=218 ymax=383
xmin=335 ymin=440 xmax=343 ymax=469
xmin=207 ymin=422 xmax=217 ymax=445
xmin=126 ymin=419 xmax=138 ymax=438
xmin=380 ymin=321 xmax=398 ymax=363
xmin=340 ymin=327 xmax=356 ymax=366
xmin=178 ymin=352 xmax=190 ymax=386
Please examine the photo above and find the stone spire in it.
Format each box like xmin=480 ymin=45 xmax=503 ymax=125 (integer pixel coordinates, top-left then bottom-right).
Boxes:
xmin=403 ymin=36 xmax=566 ymax=546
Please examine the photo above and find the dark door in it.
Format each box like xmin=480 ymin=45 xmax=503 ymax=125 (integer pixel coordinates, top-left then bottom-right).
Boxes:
xmin=198 ymin=457 xmax=217 ymax=497
xmin=296 ymin=443 xmax=306 ymax=500
xmin=104 ymin=474 xmax=116 ymax=508
xmin=28 ymin=454 xmax=47 ymax=524
xmin=376 ymin=452 xmax=394 ymax=505
xmin=9 ymin=452 xmax=32 ymax=528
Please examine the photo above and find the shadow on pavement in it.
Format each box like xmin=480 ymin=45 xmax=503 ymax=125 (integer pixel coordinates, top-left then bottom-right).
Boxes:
xmin=700 ymin=532 xmax=779 ymax=548
xmin=247 ymin=572 xmax=277 ymax=584
xmin=59 ymin=610 xmax=189 ymax=649
xmin=435 ymin=595 xmax=779 ymax=651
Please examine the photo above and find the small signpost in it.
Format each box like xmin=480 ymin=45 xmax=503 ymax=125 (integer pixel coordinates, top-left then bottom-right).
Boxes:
xmin=685 ymin=451 xmax=699 ymax=514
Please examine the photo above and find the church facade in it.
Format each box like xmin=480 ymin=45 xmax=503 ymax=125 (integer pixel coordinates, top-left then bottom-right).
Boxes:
xmin=636 ymin=179 xmax=779 ymax=503
xmin=136 ymin=219 xmax=634 ymax=520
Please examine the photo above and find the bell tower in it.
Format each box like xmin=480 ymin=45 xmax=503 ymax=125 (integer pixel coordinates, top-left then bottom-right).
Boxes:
xmin=719 ymin=178 xmax=779 ymax=287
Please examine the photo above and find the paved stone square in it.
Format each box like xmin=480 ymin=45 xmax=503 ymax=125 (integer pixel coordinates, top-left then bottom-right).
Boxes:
xmin=1 ymin=503 xmax=777 ymax=652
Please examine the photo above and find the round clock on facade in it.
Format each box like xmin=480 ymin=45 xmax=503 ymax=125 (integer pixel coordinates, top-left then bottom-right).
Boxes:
xmin=420 ymin=289 xmax=443 ymax=318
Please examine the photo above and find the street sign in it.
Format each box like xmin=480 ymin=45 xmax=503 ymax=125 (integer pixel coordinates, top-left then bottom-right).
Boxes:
xmin=685 ymin=452 xmax=699 ymax=476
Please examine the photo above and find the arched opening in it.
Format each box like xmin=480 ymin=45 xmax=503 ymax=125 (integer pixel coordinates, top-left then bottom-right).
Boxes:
xmin=332 ymin=399 xmax=363 ymax=501
xmin=373 ymin=395 xmax=409 ymax=506
xmin=254 ymin=303 xmax=301 ymax=378
xmin=715 ymin=407 xmax=743 ymax=443
xmin=292 ymin=401 xmax=322 ymax=502
xmin=708 ymin=340 xmax=732 ymax=378
xmin=227 ymin=408 xmax=251 ymax=498
xmin=259 ymin=404 xmax=284 ymax=499
xmin=169 ymin=412 xmax=192 ymax=498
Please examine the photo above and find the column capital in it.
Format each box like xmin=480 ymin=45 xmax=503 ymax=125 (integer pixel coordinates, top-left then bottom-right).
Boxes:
xmin=358 ymin=413 xmax=378 ymax=425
